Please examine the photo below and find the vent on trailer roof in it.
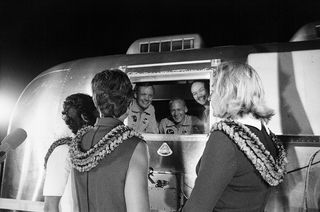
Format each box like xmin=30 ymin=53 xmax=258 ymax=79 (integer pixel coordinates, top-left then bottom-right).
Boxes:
xmin=126 ymin=34 xmax=203 ymax=54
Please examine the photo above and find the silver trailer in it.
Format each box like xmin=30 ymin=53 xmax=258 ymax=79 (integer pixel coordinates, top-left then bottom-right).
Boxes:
xmin=1 ymin=24 xmax=320 ymax=211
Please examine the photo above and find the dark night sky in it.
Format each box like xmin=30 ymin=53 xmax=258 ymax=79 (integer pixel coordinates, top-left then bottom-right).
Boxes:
xmin=0 ymin=0 xmax=320 ymax=133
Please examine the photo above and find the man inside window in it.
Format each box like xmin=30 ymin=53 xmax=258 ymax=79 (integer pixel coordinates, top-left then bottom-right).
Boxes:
xmin=159 ymin=98 xmax=203 ymax=134
xmin=127 ymin=82 xmax=159 ymax=133
xmin=191 ymin=81 xmax=210 ymax=133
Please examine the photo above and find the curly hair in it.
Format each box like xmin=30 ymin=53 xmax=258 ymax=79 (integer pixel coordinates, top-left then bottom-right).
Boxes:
xmin=91 ymin=69 xmax=133 ymax=118
xmin=211 ymin=61 xmax=274 ymax=122
xmin=63 ymin=93 xmax=98 ymax=126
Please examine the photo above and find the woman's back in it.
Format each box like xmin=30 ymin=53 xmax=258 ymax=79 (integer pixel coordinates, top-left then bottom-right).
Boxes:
xmin=73 ymin=118 xmax=143 ymax=212
xmin=212 ymin=125 xmax=275 ymax=211
xmin=184 ymin=122 xmax=278 ymax=212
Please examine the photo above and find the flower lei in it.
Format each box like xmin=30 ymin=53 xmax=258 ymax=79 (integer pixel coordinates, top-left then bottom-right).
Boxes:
xmin=44 ymin=137 xmax=72 ymax=169
xmin=212 ymin=119 xmax=287 ymax=186
xmin=69 ymin=125 xmax=142 ymax=172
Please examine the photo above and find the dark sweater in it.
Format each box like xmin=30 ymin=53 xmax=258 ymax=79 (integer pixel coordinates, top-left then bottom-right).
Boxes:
xmin=183 ymin=125 xmax=277 ymax=212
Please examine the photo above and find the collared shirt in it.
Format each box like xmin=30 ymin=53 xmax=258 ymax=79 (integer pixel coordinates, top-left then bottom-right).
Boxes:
xmin=159 ymin=115 xmax=203 ymax=134
xmin=95 ymin=116 xmax=123 ymax=128
xmin=235 ymin=114 xmax=270 ymax=134
xmin=127 ymin=99 xmax=159 ymax=133
xmin=43 ymin=144 xmax=79 ymax=212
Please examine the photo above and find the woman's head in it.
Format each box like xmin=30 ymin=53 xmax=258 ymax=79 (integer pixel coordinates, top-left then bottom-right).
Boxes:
xmin=91 ymin=69 xmax=133 ymax=118
xmin=210 ymin=61 xmax=274 ymax=122
xmin=62 ymin=93 xmax=99 ymax=134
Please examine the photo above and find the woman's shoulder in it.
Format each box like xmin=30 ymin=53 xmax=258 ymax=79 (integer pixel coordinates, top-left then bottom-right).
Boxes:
xmin=126 ymin=136 xmax=146 ymax=150
xmin=46 ymin=143 xmax=70 ymax=169
xmin=209 ymin=120 xmax=235 ymax=141
xmin=124 ymin=127 xmax=145 ymax=143
xmin=132 ymin=141 xmax=148 ymax=155
xmin=207 ymin=129 xmax=237 ymax=153
xmin=121 ymin=129 xmax=146 ymax=152
xmin=127 ymin=139 xmax=149 ymax=172
xmin=208 ymin=120 xmax=245 ymax=151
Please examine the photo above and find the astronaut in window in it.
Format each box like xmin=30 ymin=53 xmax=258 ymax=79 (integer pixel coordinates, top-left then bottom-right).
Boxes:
xmin=159 ymin=98 xmax=203 ymax=134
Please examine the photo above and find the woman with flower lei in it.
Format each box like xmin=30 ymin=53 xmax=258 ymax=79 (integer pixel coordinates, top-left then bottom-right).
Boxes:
xmin=70 ymin=69 xmax=150 ymax=212
xmin=182 ymin=62 xmax=287 ymax=212
xmin=43 ymin=93 xmax=98 ymax=212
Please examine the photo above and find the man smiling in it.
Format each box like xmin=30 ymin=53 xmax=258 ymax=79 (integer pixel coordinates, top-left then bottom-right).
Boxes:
xmin=191 ymin=81 xmax=210 ymax=132
xmin=127 ymin=82 xmax=159 ymax=133
xmin=159 ymin=98 xmax=203 ymax=134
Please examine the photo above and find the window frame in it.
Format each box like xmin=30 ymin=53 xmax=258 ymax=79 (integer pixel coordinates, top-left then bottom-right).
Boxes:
xmin=128 ymin=68 xmax=215 ymax=141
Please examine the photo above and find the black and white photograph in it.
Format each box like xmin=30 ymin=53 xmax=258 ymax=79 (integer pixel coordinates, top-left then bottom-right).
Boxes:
xmin=1 ymin=0 xmax=320 ymax=211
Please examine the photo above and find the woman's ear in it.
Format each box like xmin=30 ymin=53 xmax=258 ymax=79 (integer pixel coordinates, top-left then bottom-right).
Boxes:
xmin=81 ymin=114 xmax=89 ymax=123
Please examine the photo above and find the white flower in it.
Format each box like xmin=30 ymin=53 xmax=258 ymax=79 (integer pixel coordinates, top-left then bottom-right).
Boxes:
xmin=69 ymin=125 xmax=140 ymax=172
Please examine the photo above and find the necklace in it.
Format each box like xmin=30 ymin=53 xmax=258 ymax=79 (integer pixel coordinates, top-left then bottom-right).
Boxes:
xmin=69 ymin=125 xmax=142 ymax=172
xmin=44 ymin=137 xmax=72 ymax=169
xmin=212 ymin=119 xmax=287 ymax=186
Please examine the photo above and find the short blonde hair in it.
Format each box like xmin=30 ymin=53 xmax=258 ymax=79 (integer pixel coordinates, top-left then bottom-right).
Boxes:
xmin=211 ymin=61 xmax=274 ymax=122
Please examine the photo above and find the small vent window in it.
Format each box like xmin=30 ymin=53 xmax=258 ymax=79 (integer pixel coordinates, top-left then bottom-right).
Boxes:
xmin=161 ymin=41 xmax=171 ymax=52
xmin=184 ymin=39 xmax=194 ymax=49
xmin=150 ymin=42 xmax=160 ymax=52
xmin=140 ymin=43 xmax=149 ymax=53
xmin=134 ymin=35 xmax=201 ymax=54
xmin=172 ymin=40 xmax=183 ymax=51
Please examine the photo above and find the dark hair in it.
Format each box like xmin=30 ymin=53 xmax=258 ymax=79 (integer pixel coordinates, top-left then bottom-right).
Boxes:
xmin=63 ymin=93 xmax=98 ymax=126
xmin=134 ymin=82 xmax=155 ymax=94
xmin=191 ymin=80 xmax=209 ymax=92
xmin=91 ymin=69 xmax=133 ymax=118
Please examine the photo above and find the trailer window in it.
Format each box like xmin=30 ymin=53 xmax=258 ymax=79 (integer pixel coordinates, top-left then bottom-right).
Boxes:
xmin=140 ymin=43 xmax=149 ymax=53
xmin=130 ymin=80 xmax=210 ymax=135
xmin=150 ymin=42 xmax=160 ymax=52
xmin=160 ymin=41 xmax=171 ymax=52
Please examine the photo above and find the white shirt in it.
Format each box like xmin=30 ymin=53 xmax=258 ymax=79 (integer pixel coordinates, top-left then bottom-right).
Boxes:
xmin=236 ymin=114 xmax=270 ymax=134
xmin=43 ymin=144 xmax=78 ymax=212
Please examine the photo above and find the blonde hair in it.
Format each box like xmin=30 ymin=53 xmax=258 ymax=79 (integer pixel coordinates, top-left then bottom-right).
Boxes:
xmin=211 ymin=61 xmax=274 ymax=122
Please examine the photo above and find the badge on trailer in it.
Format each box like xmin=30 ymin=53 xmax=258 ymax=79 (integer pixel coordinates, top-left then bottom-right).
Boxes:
xmin=157 ymin=142 xmax=173 ymax=157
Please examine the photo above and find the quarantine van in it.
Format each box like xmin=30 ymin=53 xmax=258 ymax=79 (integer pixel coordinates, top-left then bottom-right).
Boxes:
xmin=1 ymin=22 xmax=320 ymax=211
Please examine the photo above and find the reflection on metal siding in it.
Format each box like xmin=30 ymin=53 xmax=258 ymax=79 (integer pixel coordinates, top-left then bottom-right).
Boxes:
xmin=248 ymin=50 xmax=320 ymax=135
